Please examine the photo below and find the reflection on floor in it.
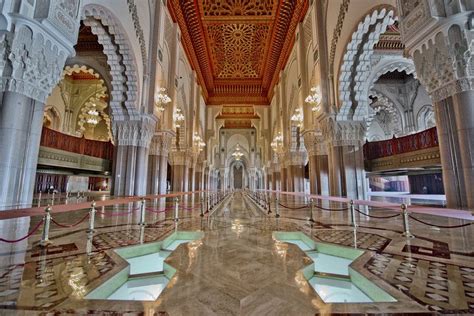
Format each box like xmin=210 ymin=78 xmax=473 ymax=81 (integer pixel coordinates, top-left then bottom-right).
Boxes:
xmin=0 ymin=192 xmax=472 ymax=314
xmin=107 ymin=276 xmax=169 ymax=301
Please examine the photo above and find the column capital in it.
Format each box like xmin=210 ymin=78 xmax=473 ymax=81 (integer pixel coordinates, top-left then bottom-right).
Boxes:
xmin=398 ymin=1 xmax=474 ymax=102
xmin=322 ymin=119 xmax=366 ymax=148
xmin=150 ymin=131 xmax=173 ymax=156
xmin=169 ymin=150 xmax=192 ymax=167
xmin=303 ymin=130 xmax=327 ymax=156
xmin=0 ymin=0 xmax=82 ymax=102
xmin=113 ymin=115 xmax=157 ymax=148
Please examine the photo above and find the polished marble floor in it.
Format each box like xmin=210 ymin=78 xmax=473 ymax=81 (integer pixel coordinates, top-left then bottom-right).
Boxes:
xmin=0 ymin=192 xmax=473 ymax=315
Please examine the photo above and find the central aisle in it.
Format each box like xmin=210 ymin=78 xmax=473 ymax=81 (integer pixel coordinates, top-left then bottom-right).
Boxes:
xmin=157 ymin=191 xmax=320 ymax=315
xmin=214 ymin=191 xmax=265 ymax=220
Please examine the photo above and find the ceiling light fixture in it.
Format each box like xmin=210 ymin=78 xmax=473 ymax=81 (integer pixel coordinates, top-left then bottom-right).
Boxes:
xmin=173 ymin=108 xmax=185 ymax=128
xmin=305 ymin=86 xmax=322 ymax=112
xmin=155 ymin=87 xmax=172 ymax=112
xmin=291 ymin=108 xmax=304 ymax=127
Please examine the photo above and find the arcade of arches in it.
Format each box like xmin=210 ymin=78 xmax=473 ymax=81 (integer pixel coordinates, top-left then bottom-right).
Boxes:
xmin=0 ymin=0 xmax=473 ymax=314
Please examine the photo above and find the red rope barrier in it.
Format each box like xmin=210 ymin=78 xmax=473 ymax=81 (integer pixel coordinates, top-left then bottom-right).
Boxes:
xmin=278 ymin=202 xmax=309 ymax=210
xmin=0 ymin=219 xmax=44 ymax=243
xmin=97 ymin=210 xmax=135 ymax=217
xmin=51 ymin=213 xmax=90 ymax=228
xmin=408 ymin=215 xmax=473 ymax=229
xmin=313 ymin=205 xmax=349 ymax=212
xmin=145 ymin=207 xmax=169 ymax=214
xmin=354 ymin=208 xmax=401 ymax=219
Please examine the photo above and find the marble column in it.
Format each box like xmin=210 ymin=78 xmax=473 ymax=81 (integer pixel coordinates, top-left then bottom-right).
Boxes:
xmin=147 ymin=154 xmax=161 ymax=195
xmin=398 ymin=2 xmax=474 ymax=208
xmin=434 ymin=92 xmax=473 ymax=208
xmin=124 ymin=146 xmax=137 ymax=196
xmin=452 ymin=91 xmax=474 ymax=208
xmin=328 ymin=145 xmax=342 ymax=196
xmin=0 ymin=92 xmax=44 ymax=209
xmin=112 ymin=145 xmax=128 ymax=196
xmin=172 ymin=165 xmax=184 ymax=192
xmin=308 ymin=153 xmax=330 ymax=196
xmin=308 ymin=155 xmax=318 ymax=194
xmin=288 ymin=165 xmax=305 ymax=192
xmin=273 ymin=172 xmax=280 ymax=191
xmin=188 ymin=167 xmax=194 ymax=191
xmin=329 ymin=144 xmax=366 ymax=199
xmin=281 ymin=167 xmax=288 ymax=191
xmin=315 ymin=154 xmax=330 ymax=195
xmin=195 ymin=171 xmax=202 ymax=190
xmin=0 ymin=2 xmax=81 ymax=209
xmin=158 ymin=154 xmax=169 ymax=194
xmin=134 ymin=146 xmax=149 ymax=195
xmin=112 ymin=118 xmax=155 ymax=196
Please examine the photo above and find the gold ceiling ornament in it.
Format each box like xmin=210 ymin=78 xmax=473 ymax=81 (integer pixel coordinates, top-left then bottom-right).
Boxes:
xmin=305 ymin=86 xmax=322 ymax=112
xmin=154 ymin=87 xmax=172 ymax=112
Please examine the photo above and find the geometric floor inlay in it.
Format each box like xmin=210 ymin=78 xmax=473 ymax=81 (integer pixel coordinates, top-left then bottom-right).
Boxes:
xmin=365 ymin=253 xmax=474 ymax=313
xmin=312 ymin=229 xmax=391 ymax=252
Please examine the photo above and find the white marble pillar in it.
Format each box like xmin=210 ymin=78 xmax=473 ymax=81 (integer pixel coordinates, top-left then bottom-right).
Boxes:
xmin=124 ymin=146 xmax=137 ymax=196
xmin=159 ymin=154 xmax=169 ymax=194
xmin=112 ymin=145 xmax=127 ymax=196
xmin=452 ymin=90 xmax=474 ymax=208
xmin=315 ymin=154 xmax=330 ymax=195
xmin=328 ymin=145 xmax=342 ymax=196
xmin=0 ymin=92 xmax=44 ymax=209
xmin=147 ymin=154 xmax=161 ymax=195
xmin=398 ymin=1 xmax=474 ymax=208
xmin=135 ymin=146 xmax=150 ymax=195
xmin=0 ymin=1 xmax=81 ymax=209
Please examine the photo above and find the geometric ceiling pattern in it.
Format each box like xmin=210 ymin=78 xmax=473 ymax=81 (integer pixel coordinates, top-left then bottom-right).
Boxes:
xmin=168 ymin=0 xmax=308 ymax=105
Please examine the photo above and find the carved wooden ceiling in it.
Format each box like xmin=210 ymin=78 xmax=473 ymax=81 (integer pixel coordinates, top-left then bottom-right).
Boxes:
xmin=168 ymin=0 xmax=308 ymax=106
xmin=216 ymin=105 xmax=260 ymax=129
xmin=74 ymin=22 xmax=103 ymax=52
xmin=374 ymin=22 xmax=404 ymax=51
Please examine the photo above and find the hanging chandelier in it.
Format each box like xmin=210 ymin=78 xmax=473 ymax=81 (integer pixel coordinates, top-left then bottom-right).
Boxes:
xmin=85 ymin=107 xmax=100 ymax=125
xmin=232 ymin=144 xmax=244 ymax=160
xmin=173 ymin=108 xmax=185 ymax=128
xmin=85 ymin=82 xmax=102 ymax=126
xmin=193 ymin=132 xmax=206 ymax=152
xmin=271 ymin=132 xmax=283 ymax=152
xmin=290 ymin=108 xmax=304 ymax=127
xmin=305 ymin=86 xmax=322 ymax=112
xmin=155 ymin=87 xmax=172 ymax=112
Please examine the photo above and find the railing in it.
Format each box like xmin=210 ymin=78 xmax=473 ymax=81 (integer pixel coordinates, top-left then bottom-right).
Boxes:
xmin=254 ymin=189 xmax=473 ymax=238
xmin=363 ymin=127 xmax=438 ymax=160
xmin=40 ymin=127 xmax=114 ymax=160
xmin=0 ymin=190 xmax=231 ymax=245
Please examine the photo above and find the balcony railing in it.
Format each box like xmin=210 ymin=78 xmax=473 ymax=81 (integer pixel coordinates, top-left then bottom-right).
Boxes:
xmin=364 ymin=127 xmax=438 ymax=160
xmin=40 ymin=127 xmax=114 ymax=160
